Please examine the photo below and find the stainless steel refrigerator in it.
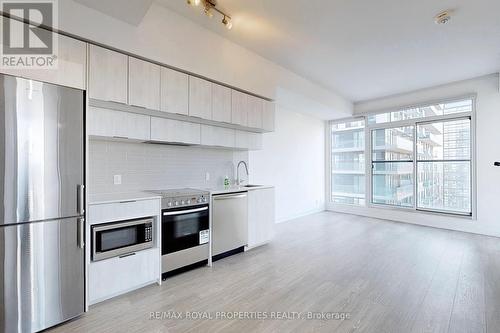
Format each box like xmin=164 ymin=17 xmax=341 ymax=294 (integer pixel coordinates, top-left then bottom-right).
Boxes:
xmin=0 ymin=74 xmax=85 ymax=332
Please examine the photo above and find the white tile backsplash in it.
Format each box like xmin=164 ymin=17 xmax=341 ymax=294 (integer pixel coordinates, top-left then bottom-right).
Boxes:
xmin=89 ymin=140 xmax=248 ymax=195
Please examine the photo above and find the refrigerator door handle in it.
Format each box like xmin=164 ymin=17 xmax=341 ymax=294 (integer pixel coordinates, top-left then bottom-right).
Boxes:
xmin=77 ymin=184 xmax=85 ymax=215
xmin=77 ymin=217 xmax=85 ymax=249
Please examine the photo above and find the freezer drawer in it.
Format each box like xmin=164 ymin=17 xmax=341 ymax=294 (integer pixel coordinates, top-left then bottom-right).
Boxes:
xmin=0 ymin=217 xmax=85 ymax=333
xmin=212 ymin=192 xmax=248 ymax=256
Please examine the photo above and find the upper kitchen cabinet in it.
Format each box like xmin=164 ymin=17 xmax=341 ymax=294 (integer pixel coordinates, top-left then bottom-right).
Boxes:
xmin=235 ymin=131 xmax=263 ymax=150
xmin=160 ymin=67 xmax=188 ymax=115
xmin=88 ymin=107 xmax=150 ymax=141
xmin=128 ymin=57 xmax=161 ymax=110
xmin=89 ymin=45 xmax=128 ymax=104
xmin=201 ymin=125 xmax=235 ymax=148
xmin=150 ymin=117 xmax=200 ymax=145
xmin=189 ymin=76 xmax=212 ymax=120
xmin=262 ymin=100 xmax=276 ymax=132
xmin=0 ymin=22 xmax=86 ymax=89
xmin=212 ymin=84 xmax=232 ymax=123
xmin=231 ymin=90 xmax=248 ymax=127
xmin=247 ymin=95 xmax=263 ymax=129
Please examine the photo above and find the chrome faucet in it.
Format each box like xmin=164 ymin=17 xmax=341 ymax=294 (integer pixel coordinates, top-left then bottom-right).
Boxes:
xmin=236 ymin=160 xmax=249 ymax=185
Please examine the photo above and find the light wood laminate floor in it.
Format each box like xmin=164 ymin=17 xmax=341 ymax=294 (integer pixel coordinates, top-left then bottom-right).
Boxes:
xmin=50 ymin=212 xmax=500 ymax=333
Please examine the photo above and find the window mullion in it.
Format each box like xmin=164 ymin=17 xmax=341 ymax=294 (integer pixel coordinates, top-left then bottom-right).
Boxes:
xmin=413 ymin=125 xmax=417 ymax=210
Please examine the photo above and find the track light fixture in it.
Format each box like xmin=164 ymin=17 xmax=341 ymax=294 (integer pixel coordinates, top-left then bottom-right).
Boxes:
xmin=187 ymin=0 xmax=232 ymax=30
xmin=222 ymin=15 xmax=232 ymax=30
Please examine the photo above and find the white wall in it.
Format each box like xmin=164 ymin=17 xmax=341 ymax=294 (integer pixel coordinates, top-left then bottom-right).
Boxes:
xmin=58 ymin=1 xmax=352 ymax=119
xmin=249 ymin=106 xmax=326 ymax=223
xmin=329 ymin=74 xmax=500 ymax=237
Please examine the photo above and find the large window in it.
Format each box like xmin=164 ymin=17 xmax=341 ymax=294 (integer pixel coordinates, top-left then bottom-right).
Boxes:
xmin=416 ymin=118 xmax=471 ymax=214
xmin=371 ymin=126 xmax=414 ymax=207
xmin=330 ymin=97 xmax=474 ymax=217
xmin=330 ymin=119 xmax=365 ymax=205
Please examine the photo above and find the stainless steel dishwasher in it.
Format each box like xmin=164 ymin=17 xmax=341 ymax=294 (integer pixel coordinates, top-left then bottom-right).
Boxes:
xmin=212 ymin=191 xmax=248 ymax=257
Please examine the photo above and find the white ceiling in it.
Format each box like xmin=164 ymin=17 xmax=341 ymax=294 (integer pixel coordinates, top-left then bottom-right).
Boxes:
xmin=74 ymin=0 xmax=153 ymax=25
xmin=155 ymin=0 xmax=500 ymax=102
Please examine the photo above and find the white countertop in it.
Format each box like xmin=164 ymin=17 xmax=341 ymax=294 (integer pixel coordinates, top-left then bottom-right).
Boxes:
xmin=88 ymin=192 xmax=162 ymax=205
xmin=207 ymin=185 xmax=274 ymax=195
xmin=88 ymin=185 xmax=274 ymax=204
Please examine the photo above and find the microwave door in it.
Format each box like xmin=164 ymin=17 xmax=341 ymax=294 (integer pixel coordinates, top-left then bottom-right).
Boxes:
xmin=0 ymin=74 xmax=84 ymax=226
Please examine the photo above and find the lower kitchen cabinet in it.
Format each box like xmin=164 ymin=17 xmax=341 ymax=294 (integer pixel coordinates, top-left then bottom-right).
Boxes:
xmin=87 ymin=198 xmax=161 ymax=305
xmin=201 ymin=125 xmax=235 ymax=148
xmin=89 ymin=248 xmax=160 ymax=304
xmin=247 ymin=187 xmax=275 ymax=249
xmin=150 ymin=117 xmax=201 ymax=145
xmin=88 ymin=107 xmax=150 ymax=141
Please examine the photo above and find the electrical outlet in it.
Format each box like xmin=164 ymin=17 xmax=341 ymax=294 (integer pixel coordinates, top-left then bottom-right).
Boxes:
xmin=205 ymin=172 xmax=210 ymax=182
xmin=113 ymin=175 xmax=122 ymax=185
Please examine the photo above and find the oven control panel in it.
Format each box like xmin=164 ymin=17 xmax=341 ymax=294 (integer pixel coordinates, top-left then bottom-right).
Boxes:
xmin=163 ymin=195 xmax=208 ymax=209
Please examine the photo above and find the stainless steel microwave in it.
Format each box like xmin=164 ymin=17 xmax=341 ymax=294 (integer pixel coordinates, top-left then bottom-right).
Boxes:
xmin=91 ymin=218 xmax=154 ymax=261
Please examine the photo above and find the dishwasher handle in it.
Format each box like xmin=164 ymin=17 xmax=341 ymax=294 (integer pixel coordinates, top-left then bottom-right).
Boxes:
xmin=213 ymin=193 xmax=247 ymax=200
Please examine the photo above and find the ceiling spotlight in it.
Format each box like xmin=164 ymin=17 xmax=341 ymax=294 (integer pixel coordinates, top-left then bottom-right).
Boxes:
xmin=187 ymin=0 xmax=201 ymax=6
xmin=204 ymin=5 xmax=213 ymax=18
xmin=435 ymin=10 xmax=451 ymax=24
xmin=222 ymin=16 xmax=232 ymax=30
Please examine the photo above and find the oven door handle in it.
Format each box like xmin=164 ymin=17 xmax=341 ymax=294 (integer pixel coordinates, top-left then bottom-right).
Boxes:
xmin=163 ymin=206 xmax=208 ymax=216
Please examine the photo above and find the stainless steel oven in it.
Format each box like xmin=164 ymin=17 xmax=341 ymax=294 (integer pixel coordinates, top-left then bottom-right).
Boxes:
xmin=146 ymin=188 xmax=210 ymax=276
xmin=162 ymin=205 xmax=209 ymax=254
xmin=92 ymin=218 xmax=154 ymax=261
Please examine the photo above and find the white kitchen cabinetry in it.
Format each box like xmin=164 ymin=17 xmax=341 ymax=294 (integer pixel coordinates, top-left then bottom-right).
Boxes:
xmin=201 ymin=125 xmax=235 ymax=148
xmin=88 ymin=107 xmax=150 ymax=141
xmin=89 ymin=248 xmax=159 ymax=304
xmin=160 ymin=67 xmax=189 ymax=115
xmin=189 ymin=76 xmax=212 ymax=120
xmin=89 ymin=45 xmax=128 ymax=104
xmin=128 ymin=57 xmax=161 ymax=110
xmin=262 ymin=100 xmax=276 ymax=132
xmin=247 ymin=95 xmax=263 ymax=129
xmin=235 ymin=131 xmax=263 ymax=150
xmin=212 ymin=84 xmax=232 ymax=123
xmin=231 ymin=90 xmax=248 ymax=126
xmin=88 ymin=198 xmax=161 ymax=305
xmin=247 ymin=187 xmax=275 ymax=249
xmin=0 ymin=24 xmax=86 ymax=89
xmin=150 ymin=117 xmax=201 ymax=145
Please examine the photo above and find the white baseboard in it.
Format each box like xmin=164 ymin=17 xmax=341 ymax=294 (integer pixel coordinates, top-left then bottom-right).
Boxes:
xmin=275 ymin=207 xmax=326 ymax=224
